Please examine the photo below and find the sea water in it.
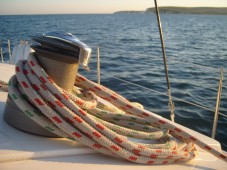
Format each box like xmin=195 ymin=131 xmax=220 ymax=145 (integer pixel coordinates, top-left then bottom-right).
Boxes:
xmin=0 ymin=13 xmax=226 ymax=150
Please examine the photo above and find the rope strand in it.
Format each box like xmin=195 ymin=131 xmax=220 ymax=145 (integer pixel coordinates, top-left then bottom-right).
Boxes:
xmin=0 ymin=53 xmax=226 ymax=164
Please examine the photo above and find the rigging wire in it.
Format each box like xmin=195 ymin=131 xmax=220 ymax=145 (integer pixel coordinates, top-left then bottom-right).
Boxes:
xmin=110 ymin=75 xmax=227 ymax=118
xmin=153 ymin=0 xmax=175 ymax=121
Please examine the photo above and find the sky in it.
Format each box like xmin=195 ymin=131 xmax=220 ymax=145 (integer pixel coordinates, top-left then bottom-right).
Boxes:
xmin=0 ymin=0 xmax=227 ymax=15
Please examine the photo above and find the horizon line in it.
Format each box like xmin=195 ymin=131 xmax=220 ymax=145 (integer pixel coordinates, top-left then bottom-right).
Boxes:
xmin=1 ymin=6 xmax=227 ymax=16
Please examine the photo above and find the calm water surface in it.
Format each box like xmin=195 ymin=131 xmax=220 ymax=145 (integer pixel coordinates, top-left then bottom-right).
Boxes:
xmin=0 ymin=13 xmax=227 ymax=150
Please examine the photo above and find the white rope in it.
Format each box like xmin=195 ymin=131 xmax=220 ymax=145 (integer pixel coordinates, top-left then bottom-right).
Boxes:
xmin=0 ymin=53 xmax=227 ymax=164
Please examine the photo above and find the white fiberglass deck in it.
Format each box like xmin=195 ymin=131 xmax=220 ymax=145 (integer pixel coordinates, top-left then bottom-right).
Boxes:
xmin=0 ymin=62 xmax=226 ymax=170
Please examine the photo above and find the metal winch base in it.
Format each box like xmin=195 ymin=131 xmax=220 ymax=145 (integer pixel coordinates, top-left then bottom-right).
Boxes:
xmin=4 ymin=94 xmax=59 ymax=137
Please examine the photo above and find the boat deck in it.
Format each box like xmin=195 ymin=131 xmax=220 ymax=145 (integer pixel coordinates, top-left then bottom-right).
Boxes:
xmin=0 ymin=63 xmax=226 ymax=170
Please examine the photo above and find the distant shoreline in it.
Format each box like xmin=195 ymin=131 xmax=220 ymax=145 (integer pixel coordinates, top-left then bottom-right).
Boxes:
xmin=1 ymin=7 xmax=227 ymax=16
xmin=114 ymin=7 xmax=227 ymax=15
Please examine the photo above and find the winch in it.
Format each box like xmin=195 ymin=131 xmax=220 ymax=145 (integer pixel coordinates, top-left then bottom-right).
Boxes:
xmin=4 ymin=31 xmax=92 ymax=137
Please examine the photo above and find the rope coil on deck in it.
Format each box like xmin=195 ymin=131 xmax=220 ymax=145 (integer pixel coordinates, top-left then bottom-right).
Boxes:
xmin=0 ymin=53 xmax=227 ymax=164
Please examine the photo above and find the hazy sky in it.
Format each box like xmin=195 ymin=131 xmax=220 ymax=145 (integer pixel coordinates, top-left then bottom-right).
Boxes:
xmin=0 ymin=0 xmax=227 ymax=15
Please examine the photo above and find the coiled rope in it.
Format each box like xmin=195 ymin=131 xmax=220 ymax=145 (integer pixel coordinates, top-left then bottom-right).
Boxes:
xmin=0 ymin=53 xmax=226 ymax=164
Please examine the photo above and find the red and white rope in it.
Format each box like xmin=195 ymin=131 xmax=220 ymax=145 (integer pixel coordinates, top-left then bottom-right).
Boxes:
xmin=2 ymin=53 xmax=227 ymax=164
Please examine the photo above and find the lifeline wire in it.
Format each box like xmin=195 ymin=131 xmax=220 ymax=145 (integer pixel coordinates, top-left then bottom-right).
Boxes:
xmin=1 ymin=53 xmax=227 ymax=164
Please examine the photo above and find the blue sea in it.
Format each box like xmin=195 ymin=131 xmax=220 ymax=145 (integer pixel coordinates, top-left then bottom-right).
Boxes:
xmin=0 ymin=14 xmax=227 ymax=150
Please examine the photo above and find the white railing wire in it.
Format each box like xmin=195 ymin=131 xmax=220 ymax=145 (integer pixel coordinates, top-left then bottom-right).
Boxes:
xmin=92 ymin=47 xmax=227 ymax=121
xmin=110 ymin=75 xmax=227 ymax=118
